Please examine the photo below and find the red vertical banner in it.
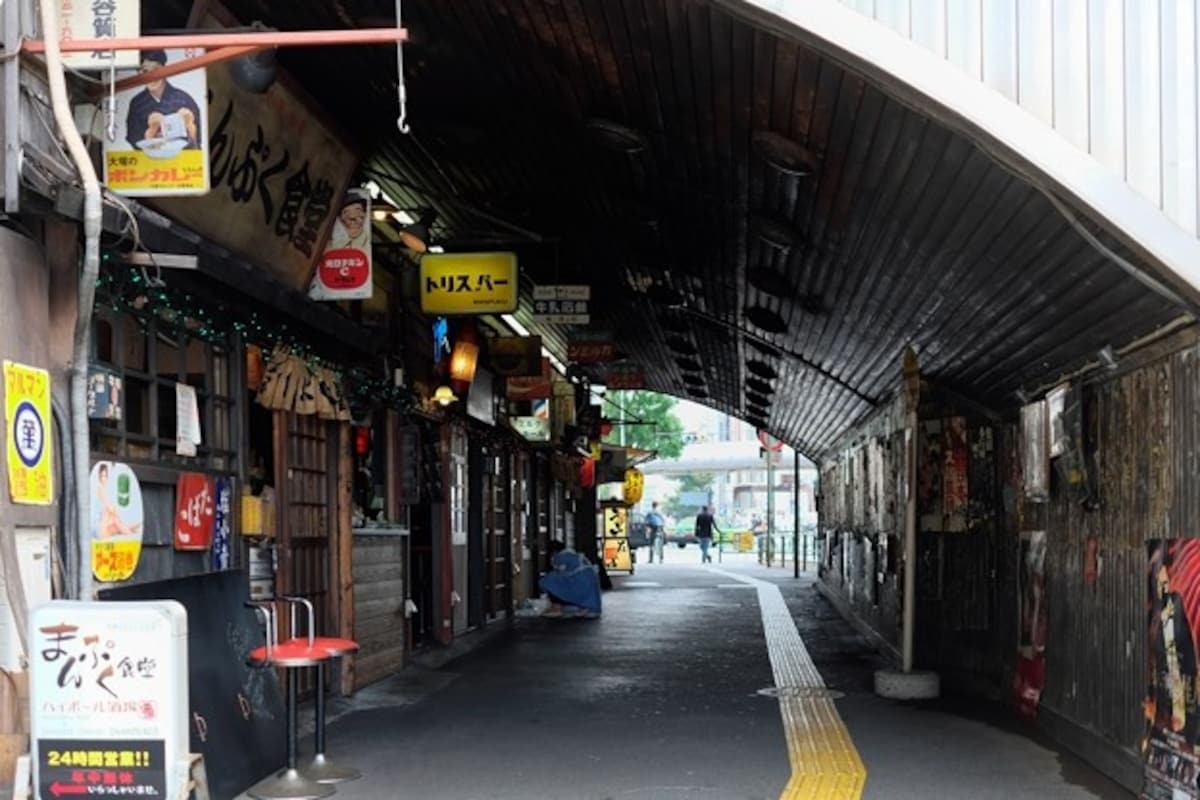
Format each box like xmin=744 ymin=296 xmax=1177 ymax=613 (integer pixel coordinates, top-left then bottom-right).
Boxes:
xmin=1144 ymin=539 xmax=1200 ymax=799
xmin=175 ymin=472 xmax=215 ymax=550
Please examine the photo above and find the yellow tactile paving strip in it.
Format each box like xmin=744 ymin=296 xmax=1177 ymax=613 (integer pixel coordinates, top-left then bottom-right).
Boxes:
xmin=713 ymin=569 xmax=866 ymax=800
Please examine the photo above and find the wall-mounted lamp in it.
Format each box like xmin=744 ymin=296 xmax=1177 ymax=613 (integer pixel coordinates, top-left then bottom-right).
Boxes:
xmin=400 ymin=208 xmax=438 ymax=253
xmin=433 ymin=385 xmax=457 ymax=406
xmin=1014 ymin=388 xmax=1031 ymax=405
xmin=1098 ymin=345 xmax=1118 ymax=370
xmin=228 ymin=22 xmax=279 ymax=93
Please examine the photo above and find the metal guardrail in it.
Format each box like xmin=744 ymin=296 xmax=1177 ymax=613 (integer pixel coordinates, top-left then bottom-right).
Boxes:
xmin=713 ymin=530 xmax=819 ymax=571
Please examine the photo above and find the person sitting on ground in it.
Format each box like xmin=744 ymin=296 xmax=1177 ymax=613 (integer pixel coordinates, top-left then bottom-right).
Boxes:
xmin=539 ymin=540 xmax=602 ymax=618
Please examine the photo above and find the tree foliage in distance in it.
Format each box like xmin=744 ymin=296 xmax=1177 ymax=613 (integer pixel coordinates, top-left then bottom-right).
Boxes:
xmin=601 ymin=390 xmax=685 ymax=460
xmin=664 ymin=471 xmax=716 ymax=518
xmin=675 ymin=472 xmax=714 ymax=496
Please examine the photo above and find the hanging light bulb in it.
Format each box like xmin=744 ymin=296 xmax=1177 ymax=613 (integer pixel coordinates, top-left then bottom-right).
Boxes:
xmin=433 ymin=385 xmax=457 ymax=406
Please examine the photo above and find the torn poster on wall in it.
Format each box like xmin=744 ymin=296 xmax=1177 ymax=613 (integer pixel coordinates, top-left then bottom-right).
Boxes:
xmin=1014 ymin=530 xmax=1047 ymax=718
xmin=942 ymin=416 xmax=968 ymax=532
xmin=1144 ymin=539 xmax=1200 ymax=799
xmin=918 ymin=419 xmax=943 ymax=532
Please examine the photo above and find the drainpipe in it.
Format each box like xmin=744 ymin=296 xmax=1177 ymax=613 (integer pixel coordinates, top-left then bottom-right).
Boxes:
xmin=37 ymin=0 xmax=101 ymax=600
xmin=901 ymin=349 xmax=919 ymax=673
xmin=873 ymin=348 xmax=939 ymax=699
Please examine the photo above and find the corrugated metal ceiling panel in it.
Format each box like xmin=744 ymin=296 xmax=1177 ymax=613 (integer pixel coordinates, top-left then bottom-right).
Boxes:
xmin=189 ymin=0 xmax=1186 ymax=457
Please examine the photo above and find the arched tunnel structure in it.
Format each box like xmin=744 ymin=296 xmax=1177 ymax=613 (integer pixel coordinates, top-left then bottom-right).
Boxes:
xmin=6 ymin=0 xmax=1200 ymax=796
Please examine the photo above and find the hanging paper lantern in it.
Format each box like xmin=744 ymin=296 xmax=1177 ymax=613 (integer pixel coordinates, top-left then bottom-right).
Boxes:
xmin=623 ymin=468 xmax=644 ymax=504
xmin=579 ymin=457 xmax=595 ymax=489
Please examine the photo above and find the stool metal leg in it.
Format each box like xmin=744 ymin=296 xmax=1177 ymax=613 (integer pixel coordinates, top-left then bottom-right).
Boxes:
xmin=303 ymin=660 xmax=360 ymax=784
xmin=248 ymin=668 xmax=335 ymax=800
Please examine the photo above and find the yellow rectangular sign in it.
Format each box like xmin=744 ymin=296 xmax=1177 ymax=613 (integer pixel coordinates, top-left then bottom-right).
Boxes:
xmin=604 ymin=507 xmax=628 ymax=538
xmin=603 ymin=537 xmax=632 ymax=571
xmin=602 ymin=507 xmax=631 ymax=570
xmin=420 ymin=252 xmax=518 ymax=315
xmin=4 ymin=361 xmax=52 ymax=505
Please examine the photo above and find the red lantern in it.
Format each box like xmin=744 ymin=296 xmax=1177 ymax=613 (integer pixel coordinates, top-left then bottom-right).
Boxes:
xmin=354 ymin=426 xmax=371 ymax=456
xmin=600 ymin=419 xmax=613 ymax=437
xmin=578 ymin=456 xmax=595 ymax=488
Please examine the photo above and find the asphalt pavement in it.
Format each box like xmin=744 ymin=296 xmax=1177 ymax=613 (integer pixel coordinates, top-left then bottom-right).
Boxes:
xmin=287 ymin=547 xmax=1131 ymax=800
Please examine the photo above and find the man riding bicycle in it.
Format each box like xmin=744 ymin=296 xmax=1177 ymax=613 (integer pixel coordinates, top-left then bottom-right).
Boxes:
xmin=645 ymin=502 xmax=665 ymax=564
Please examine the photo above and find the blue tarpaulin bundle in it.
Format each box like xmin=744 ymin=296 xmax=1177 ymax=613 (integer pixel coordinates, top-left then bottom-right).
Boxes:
xmin=539 ymin=550 xmax=602 ymax=614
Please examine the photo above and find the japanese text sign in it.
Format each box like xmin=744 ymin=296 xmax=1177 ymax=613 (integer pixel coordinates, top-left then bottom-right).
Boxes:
xmin=602 ymin=507 xmax=631 ymax=571
xmin=510 ymin=416 xmax=550 ymax=442
xmin=567 ymin=341 xmax=616 ymax=364
xmin=58 ymin=0 xmax=140 ymax=70
xmin=174 ymin=473 xmax=215 ymax=551
xmin=4 ymin=361 xmax=53 ymax=505
xmin=104 ymin=49 xmax=210 ymax=196
xmin=532 ymin=285 xmax=590 ymax=324
xmin=420 ymin=252 xmax=518 ymax=315
xmin=31 ymin=600 xmax=189 ymax=800
xmin=154 ymin=4 xmax=358 ymax=290
xmin=604 ymin=507 xmax=629 ymax=538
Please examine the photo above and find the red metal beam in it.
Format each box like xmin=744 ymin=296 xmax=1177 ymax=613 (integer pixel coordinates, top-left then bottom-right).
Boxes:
xmin=108 ymin=45 xmax=269 ymax=93
xmin=22 ymin=27 xmax=407 ymax=54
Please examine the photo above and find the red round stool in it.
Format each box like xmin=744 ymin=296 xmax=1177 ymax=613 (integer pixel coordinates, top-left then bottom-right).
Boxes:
xmin=245 ymin=603 xmax=335 ymax=800
xmin=281 ymin=597 xmax=361 ymax=784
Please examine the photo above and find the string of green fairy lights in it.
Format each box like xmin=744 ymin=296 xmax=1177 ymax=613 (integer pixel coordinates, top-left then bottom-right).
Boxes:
xmin=95 ymin=263 xmax=418 ymax=415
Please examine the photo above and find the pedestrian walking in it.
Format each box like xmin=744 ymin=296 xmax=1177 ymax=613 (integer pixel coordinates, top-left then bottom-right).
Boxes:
xmin=694 ymin=506 xmax=720 ymax=564
xmin=645 ymin=502 xmax=665 ymax=563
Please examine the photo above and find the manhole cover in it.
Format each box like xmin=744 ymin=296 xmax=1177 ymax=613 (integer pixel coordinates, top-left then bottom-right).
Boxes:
xmin=755 ymin=686 xmax=844 ymax=700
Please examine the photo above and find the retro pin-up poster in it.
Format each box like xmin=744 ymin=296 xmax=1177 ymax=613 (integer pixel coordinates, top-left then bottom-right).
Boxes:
xmin=90 ymin=462 xmax=144 ymax=583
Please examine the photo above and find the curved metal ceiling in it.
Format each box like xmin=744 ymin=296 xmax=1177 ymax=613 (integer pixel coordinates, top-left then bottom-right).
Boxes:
xmin=185 ymin=0 xmax=1189 ymax=458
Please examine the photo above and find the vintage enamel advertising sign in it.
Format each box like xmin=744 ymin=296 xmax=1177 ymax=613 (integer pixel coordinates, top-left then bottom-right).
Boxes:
xmin=4 ymin=361 xmax=53 ymax=505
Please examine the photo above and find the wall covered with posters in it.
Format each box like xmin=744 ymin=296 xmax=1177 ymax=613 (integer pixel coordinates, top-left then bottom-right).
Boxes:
xmin=819 ymin=385 xmax=1013 ymax=693
xmin=1023 ymin=333 xmax=1200 ymax=792
xmin=817 ymin=398 xmax=905 ymax=652
xmin=821 ymin=329 xmax=1200 ymax=793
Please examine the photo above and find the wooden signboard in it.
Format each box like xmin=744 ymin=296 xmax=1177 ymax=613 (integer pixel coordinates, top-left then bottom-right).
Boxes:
xmin=156 ymin=1 xmax=359 ymax=290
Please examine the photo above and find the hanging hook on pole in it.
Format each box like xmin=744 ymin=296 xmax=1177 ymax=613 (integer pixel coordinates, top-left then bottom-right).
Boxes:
xmin=395 ymin=0 xmax=410 ymax=134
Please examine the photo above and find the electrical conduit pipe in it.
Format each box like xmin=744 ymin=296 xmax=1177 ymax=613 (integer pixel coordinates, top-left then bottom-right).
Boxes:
xmin=37 ymin=0 xmax=101 ymax=599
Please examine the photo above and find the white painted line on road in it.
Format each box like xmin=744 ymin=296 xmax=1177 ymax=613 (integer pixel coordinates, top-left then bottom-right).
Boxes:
xmin=716 ymin=584 xmax=758 ymax=589
xmin=622 ymin=581 xmax=662 ymax=587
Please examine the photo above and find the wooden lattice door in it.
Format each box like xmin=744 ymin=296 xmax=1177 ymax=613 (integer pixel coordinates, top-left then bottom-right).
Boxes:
xmin=485 ymin=454 xmax=512 ymax=620
xmin=274 ymin=411 xmax=338 ymax=693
